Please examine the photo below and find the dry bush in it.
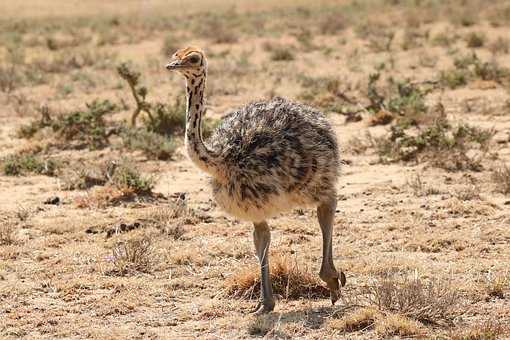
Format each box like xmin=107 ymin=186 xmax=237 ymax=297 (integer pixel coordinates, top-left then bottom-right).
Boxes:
xmin=329 ymin=308 xmax=379 ymax=332
xmin=465 ymin=32 xmax=486 ymax=48
xmin=489 ymin=37 xmax=510 ymax=55
xmin=0 ymin=222 xmax=16 ymax=245
xmin=109 ymin=235 xmax=153 ymax=275
xmin=407 ymin=174 xmax=443 ymax=197
xmin=492 ymin=164 xmax=510 ymax=194
xmin=362 ymin=277 xmax=459 ymax=324
xmin=375 ymin=313 xmax=426 ymax=338
xmin=484 ymin=273 xmax=509 ymax=299
xmin=263 ymin=42 xmax=295 ymax=61
xmin=168 ymin=248 xmax=206 ymax=266
xmin=225 ymin=254 xmax=328 ymax=300
xmin=368 ymin=110 xmax=394 ymax=126
xmin=450 ymin=320 xmax=510 ymax=340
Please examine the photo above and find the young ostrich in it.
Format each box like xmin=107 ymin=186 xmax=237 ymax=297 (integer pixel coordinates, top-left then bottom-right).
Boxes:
xmin=165 ymin=47 xmax=346 ymax=314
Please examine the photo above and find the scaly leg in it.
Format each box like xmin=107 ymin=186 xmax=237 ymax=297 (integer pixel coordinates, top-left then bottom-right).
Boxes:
xmin=251 ymin=221 xmax=275 ymax=314
xmin=317 ymin=199 xmax=346 ymax=305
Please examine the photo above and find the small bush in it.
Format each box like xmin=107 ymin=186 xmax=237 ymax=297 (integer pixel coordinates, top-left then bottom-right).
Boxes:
xmin=440 ymin=68 xmax=469 ymax=89
xmin=442 ymin=54 xmax=510 ymax=89
xmin=492 ymin=165 xmax=510 ymax=194
xmin=375 ymin=117 xmax=493 ymax=171
xmin=264 ymin=43 xmax=295 ymax=61
xmin=298 ymin=75 xmax=348 ymax=113
xmin=329 ymin=308 xmax=379 ymax=332
xmin=53 ymin=100 xmax=117 ymax=149
xmin=364 ymin=74 xmax=435 ymax=127
xmin=375 ymin=313 xmax=426 ymax=337
xmin=362 ymin=277 xmax=458 ymax=324
xmin=110 ymin=162 xmax=154 ymax=195
xmin=0 ymin=222 xmax=16 ymax=245
xmin=144 ymin=100 xmax=186 ymax=136
xmin=465 ymin=32 xmax=486 ymax=48
xmin=110 ymin=235 xmax=153 ymax=275
xmin=2 ymin=153 xmax=59 ymax=176
xmin=225 ymin=254 xmax=329 ymax=300
xmin=489 ymin=37 xmax=510 ymax=55
xmin=121 ymin=128 xmax=177 ymax=160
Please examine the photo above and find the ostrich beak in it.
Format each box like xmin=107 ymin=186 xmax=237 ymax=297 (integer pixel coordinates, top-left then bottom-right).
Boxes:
xmin=165 ymin=59 xmax=185 ymax=70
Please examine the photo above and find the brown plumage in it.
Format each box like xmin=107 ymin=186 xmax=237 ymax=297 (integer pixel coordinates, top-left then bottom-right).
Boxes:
xmin=166 ymin=47 xmax=345 ymax=314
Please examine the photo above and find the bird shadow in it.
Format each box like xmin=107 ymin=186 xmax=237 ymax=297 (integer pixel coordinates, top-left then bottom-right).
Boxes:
xmin=248 ymin=303 xmax=355 ymax=335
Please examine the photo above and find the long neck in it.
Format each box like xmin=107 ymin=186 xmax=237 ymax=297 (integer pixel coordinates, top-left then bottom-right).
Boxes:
xmin=184 ymin=73 xmax=223 ymax=181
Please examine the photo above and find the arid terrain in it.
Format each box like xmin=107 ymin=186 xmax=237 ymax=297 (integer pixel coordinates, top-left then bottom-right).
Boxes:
xmin=1 ymin=0 xmax=510 ymax=338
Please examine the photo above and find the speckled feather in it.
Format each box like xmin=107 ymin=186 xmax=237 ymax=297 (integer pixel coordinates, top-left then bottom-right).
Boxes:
xmin=207 ymin=97 xmax=340 ymax=222
xmin=166 ymin=47 xmax=340 ymax=222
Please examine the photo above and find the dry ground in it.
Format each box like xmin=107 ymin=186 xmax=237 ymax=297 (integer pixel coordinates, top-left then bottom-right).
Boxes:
xmin=1 ymin=0 xmax=510 ymax=339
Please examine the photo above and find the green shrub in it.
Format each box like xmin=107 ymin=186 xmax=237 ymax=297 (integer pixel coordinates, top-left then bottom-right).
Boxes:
xmin=110 ymin=162 xmax=154 ymax=195
xmin=121 ymin=128 xmax=177 ymax=160
xmin=52 ymin=99 xmax=117 ymax=149
xmin=375 ymin=116 xmax=493 ymax=171
xmin=2 ymin=153 xmax=59 ymax=176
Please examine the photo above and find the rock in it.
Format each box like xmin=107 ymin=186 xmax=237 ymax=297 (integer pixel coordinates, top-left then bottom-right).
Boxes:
xmin=43 ymin=196 xmax=60 ymax=205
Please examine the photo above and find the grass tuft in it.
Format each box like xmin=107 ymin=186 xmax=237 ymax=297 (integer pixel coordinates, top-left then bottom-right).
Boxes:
xmin=329 ymin=308 xmax=379 ymax=332
xmin=225 ymin=254 xmax=328 ymax=300
xmin=492 ymin=164 xmax=510 ymax=195
xmin=109 ymin=235 xmax=153 ymax=275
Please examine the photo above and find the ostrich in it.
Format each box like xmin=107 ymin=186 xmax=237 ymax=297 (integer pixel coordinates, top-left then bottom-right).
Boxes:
xmin=165 ymin=47 xmax=346 ymax=314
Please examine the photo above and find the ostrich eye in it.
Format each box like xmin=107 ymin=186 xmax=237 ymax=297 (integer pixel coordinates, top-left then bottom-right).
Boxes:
xmin=188 ymin=55 xmax=200 ymax=64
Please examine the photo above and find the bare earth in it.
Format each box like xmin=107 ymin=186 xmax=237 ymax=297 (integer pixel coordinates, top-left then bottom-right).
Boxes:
xmin=1 ymin=1 xmax=510 ymax=339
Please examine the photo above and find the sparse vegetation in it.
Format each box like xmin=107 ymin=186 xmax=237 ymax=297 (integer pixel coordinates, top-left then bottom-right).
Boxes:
xmin=2 ymin=0 xmax=510 ymax=338
xmin=492 ymin=164 xmax=510 ymax=194
xmin=375 ymin=115 xmax=494 ymax=171
xmin=2 ymin=152 xmax=59 ymax=176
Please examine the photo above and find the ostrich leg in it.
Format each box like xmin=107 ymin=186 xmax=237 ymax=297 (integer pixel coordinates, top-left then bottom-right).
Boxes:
xmin=252 ymin=221 xmax=275 ymax=314
xmin=317 ymin=199 xmax=346 ymax=304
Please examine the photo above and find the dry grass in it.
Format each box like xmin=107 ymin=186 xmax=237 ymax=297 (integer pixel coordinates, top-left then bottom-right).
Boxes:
xmin=375 ymin=313 xmax=426 ymax=338
xmin=225 ymin=254 xmax=328 ymax=300
xmin=0 ymin=222 xmax=16 ymax=245
xmin=329 ymin=308 xmax=379 ymax=332
xmin=492 ymin=164 xmax=510 ymax=194
xmin=107 ymin=234 xmax=154 ymax=275
xmin=450 ymin=320 xmax=510 ymax=340
xmin=362 ymin=276 xmax=459 ymax=324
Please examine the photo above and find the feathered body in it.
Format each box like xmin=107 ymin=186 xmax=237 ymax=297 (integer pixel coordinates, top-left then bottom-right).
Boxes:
xmin=208 ymin=97 xmax=339 ymax=222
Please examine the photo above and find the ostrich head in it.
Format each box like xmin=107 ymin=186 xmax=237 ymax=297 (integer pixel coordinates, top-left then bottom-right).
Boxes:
xmin=165 ymin=47 xmax=207 ymax=78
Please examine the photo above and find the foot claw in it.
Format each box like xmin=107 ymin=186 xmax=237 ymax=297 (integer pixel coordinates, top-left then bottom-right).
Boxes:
xmin=330 ymin=288 xmax=340 ymax=305
xmin=250 ymin=301 xmax=275 ymax=315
